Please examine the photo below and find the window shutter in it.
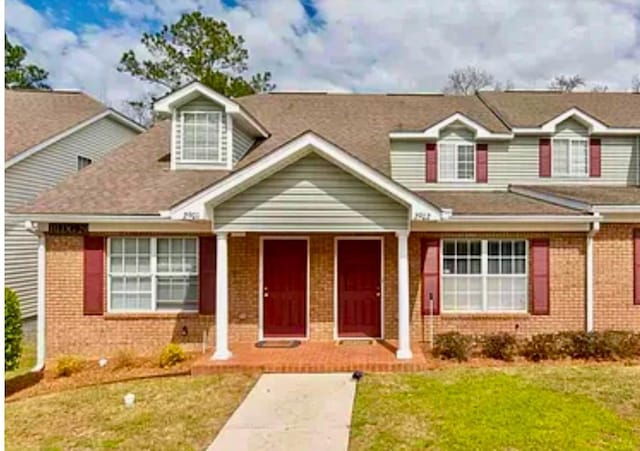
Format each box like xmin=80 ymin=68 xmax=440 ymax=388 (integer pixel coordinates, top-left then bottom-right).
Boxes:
xmin=199 ymin=236 xmax=216 ymax=315
xmin=589 ymin=138 xmax=601 ymax=177
xmin=634 ymin=230 xmax=640 ymax=305
xmin=421 ymin=239 xmax=440 ymax=315
xmin=84 ymin=236 xmax=105 ymax=315
xmin=425 ymin=142 xmax=438 ymax=183
xmin=539 ymin=138 xmax=551 ymax=177
xmin=476 ymin=143 xmax=488 ymax=183
xmin=531 ymin=239 xmax=550 ymax=315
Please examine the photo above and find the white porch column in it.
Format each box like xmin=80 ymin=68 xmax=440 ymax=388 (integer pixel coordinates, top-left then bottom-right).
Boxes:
xmin=396 ymin=230 xmax=413 ymax=360
xmin=212 ymin=232 xmax=232 ymax=360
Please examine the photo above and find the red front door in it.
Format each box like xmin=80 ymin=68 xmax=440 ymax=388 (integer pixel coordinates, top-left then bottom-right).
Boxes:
xmin=262 ymin=239 xmax=307 ymax=338
xmin=337 ymin=239 xmax=382 ymax=338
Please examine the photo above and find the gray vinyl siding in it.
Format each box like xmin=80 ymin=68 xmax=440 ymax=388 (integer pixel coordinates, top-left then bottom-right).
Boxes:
xmin=214 ymin=153 xmax=408 ymax=232
xmin=174 ymin=96 xmax=228 ymax=170
xmin=391 ymin=119 xmax=639 ymax=190
xmin=232 ymin=125 xmax=255 ymax=164
xmin=5 ymin=116 xmax=139 ymax=318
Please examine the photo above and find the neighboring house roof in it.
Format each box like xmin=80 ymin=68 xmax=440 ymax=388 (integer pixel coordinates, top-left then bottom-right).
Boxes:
xmin=479 ymin=91 xmax=640 ymax=128
xmin=512 ymin=185 xmax=640 ymax=208
xmin=5 ymin=89 xmax=145 ymax=164
xmin=414 ymin=191 xmax=581 ymax=216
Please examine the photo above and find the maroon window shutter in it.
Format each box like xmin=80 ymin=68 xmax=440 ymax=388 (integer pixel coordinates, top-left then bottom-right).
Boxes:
xmin=539 ymin=138 xmax=551 ymax=177
xmin=531 ymin=239 xmax=550 ymax=315
xmin=476 ymin=143 xmax=488 ymax=183
xmin=589 ymin=138 xmax=601 ymax=177
xmin=425 ymin=142 xmax=438 ymax=183
xmin=634 ymin=230 xmax=640 ymax=305
xmin=421 ymin=239 xmax=440 ymax=315
xmin=199 ymin=237 xmax=216 ymax=315
xmin=84 ymin=236 xmax=105 ymax=315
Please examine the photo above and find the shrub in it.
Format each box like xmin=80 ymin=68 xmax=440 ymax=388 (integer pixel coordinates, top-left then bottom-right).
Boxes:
xmin=158 ymin=343 xmax=186 ymax=368
xmin=601 ymin=331 xmax=640 ymax=360
xmin=564 ymin=331 xmax=612 ymax=360
xmin=481 ymin=333 xmax=517 ymax=361
xmin=112 ymin=349 xmax=139 ymax=370
xmin=55 ymin=356 xmax=85 ymax=377
xmin=5 ymin=288 xmax=23 ymax=371
xmin=433 ymin=332 xmax=473 ymax=362
xmin=520 ymin=333 xmax=564 ymax=362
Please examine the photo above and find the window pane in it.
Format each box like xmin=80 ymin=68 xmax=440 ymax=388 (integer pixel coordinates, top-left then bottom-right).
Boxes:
xmin=443 ymin=241 xmax=456 ymax=256
xmin=457 ymin=241 xmax=468 ymax=255
xmin=571 ymin=140 xmax=588 ymax=175
xmin=181 ymin=113 xmax=221 ymax=162
xmin=470 ymin=241 xmax=481 ymax=256
xmin=443 ymin=258 xmax=455 ymax=274
xmin=488 ymin=258 xmax=500 ymax=274
xmin=456 ymin=259 xmax=468 ymax=274
xmin=553 ymin=139 xmax=569 ymax=175
xmin=514 ymin=241 xmax=526 ymax=256
xmin=470 ymin=258 xmax=481 ymax=274
xmin=457 ymin=145 xmax=474 ymax=180
xmin=156 ymin=276 xmax=198 ymax=311
xmin=488 ymin=241 xmax=500 ymax=256
xmin=439 ymin=143 xmax=456 ymax=180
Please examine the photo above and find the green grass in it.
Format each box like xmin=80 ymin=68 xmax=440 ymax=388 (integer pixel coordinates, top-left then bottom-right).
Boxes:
xmin=351 ymin=365 xmax=640 ymax=450
xmin=5 ymin=373 xmax=256 ymax=451
xmin=5 ymin=339 xmax=37 ymax=380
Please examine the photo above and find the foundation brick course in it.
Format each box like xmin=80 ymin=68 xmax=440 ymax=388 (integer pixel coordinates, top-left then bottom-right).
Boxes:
xmin=45 ymin=228 xmax=639 ymax=360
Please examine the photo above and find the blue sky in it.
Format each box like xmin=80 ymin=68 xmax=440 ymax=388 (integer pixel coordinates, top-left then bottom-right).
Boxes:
xmin=6 ymin=0 xmax=640 ymax=115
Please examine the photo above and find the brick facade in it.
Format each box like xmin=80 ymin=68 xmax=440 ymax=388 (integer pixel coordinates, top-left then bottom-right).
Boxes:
xmin=44 ymin=228 xmax=637 ymax=359
xmin=594 ymin=223 xmax=640 ymax=330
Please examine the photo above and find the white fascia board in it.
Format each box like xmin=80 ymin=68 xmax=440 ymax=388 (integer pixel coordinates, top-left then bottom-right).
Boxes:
xmin=15 ymin=214 xmax=171 ymax=223
xmin=5 ymin=110 xmax=144 ymax=169
xmin=168 ymin=131 xmax=443 ymax=221
xmin=593 ymin=205 xmax=640 ymax=214
xmin=389 ymin=112 xmax=514 ymax=141
xmin=512 ymin=108 xmax=640 ymax=136
xmin=445 ymin=214 xmax=593 ymax=223
xmin=153 ymin=82 xmax=268 ymax=137
xmin=508 ymin=186 xmax=591 ymax=212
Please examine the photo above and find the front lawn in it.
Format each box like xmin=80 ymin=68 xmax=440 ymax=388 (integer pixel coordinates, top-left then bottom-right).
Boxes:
xmin=5 ymin=373 xmax=256 ymax=450
xmin=351 ymin=365 xmax=640 ymax=450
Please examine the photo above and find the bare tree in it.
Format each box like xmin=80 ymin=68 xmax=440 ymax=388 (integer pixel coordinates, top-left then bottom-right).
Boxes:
xmin=632 ymin=75 xmax=640 ymax=93
xmin=443 ymin=66 xmax=495 ymax=95
xmin=548 ymin=74 xmax=585 ymax=92
xmin=591 ymin=84 xmax=609 ymax=93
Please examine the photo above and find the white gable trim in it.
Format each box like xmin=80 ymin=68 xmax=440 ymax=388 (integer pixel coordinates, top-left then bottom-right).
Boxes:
xmin=389 ymin=112 xmax=514 ymax=141
xmin=512 ymin=108 xmax=640 ymax=135
xmin=166 ymin=132 xmax=444 ymax=222
xmin=5 ymin=110 xmax=145 ymax=169
xmin=153 ymin=82 xmax=269 ymax=138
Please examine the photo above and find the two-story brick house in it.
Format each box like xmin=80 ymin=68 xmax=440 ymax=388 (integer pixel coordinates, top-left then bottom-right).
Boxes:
xmin=15 ymin=82 xmax=640 ymax=367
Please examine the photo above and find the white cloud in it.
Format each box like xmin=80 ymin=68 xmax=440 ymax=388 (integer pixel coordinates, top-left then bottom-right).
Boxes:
xmin=6 ymin=0 xmax=640 ymax=116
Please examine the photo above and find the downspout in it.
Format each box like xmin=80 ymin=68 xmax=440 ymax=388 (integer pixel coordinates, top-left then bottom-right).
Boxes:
xmin=586 ymin=212 xmax=601 ymax=332
xmin=25 ymin=221 xmax=46 ymax=372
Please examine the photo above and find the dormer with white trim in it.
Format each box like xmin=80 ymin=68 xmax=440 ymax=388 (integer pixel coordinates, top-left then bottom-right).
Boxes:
xmin=154 ymin=82 xmax=269 ymax=171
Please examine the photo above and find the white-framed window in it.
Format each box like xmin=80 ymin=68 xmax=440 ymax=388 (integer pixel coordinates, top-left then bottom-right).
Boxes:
xmin=442 ymin=239 xmax=528 ymax=313
xmin=77 ymin=155 xmax=92 ymax=171
xmin=439 ymin=142 xmax=475 ymax=181
xmin=108 ymin=237 xmax=199 ymax=312
xmin=180 ymin=111 xmax=222 ymax=163
xmin=552 ymin=138 xmax=588 ymax=176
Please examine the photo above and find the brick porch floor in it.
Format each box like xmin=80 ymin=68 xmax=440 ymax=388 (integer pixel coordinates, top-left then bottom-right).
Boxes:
xmin=191 ymin=340 xmax=428 ymax=374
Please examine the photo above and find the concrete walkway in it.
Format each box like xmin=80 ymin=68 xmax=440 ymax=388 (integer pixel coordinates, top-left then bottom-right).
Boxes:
xmin=208 ymin=373 xmax=356 ymax=451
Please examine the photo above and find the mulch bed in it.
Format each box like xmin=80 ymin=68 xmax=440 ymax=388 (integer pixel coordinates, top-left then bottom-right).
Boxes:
xmin=5 ymin=353 xmax=202 ymax=402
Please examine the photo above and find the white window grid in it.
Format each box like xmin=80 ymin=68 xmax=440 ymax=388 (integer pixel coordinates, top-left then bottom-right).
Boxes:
xmin=441 ymin=239 xmax=528 ymax=313
xmin=438 ymin=141 xmax=476 ymax=182
xmin=552 ymin=138 xmax=589 ymax=177
xmin=180 ymin=111 xmax=223 ymax=163
xmin=107 ymin=237 xmax=199 ymax=313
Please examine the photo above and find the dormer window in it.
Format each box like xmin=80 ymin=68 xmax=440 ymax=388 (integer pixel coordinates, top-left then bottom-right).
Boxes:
xmin=552 ymin=138 xmax=588 ymax=176
xmin=180 ymin=111 xmax=222 ymax=163
xmin=439 ymin=142 xmax=475 ymax=182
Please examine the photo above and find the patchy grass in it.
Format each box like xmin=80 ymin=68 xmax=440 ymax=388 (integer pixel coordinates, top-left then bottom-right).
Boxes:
xmin=5 ymin=373 xmax=256 ymax=450
xmin=5 ymin=340 xmax=37 ymax=380
xmin=351 ymin=365 xmax=640 ymax=450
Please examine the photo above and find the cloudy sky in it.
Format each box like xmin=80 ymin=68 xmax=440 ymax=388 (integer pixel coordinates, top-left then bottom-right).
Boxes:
xmin=6 ymin=0 xmax=640 ymax=113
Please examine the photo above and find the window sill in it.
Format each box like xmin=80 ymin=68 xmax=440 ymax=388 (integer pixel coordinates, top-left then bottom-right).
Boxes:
xmin=439 ymin=312 xmax=530 ymax=320
xmin=104 ymin=312 xmax=206 ymax=320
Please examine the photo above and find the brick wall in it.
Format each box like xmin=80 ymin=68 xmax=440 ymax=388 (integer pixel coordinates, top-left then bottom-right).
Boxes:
xmin=47 ymin=229 xmax=623 ymax=359
xmin=594 ymin=223 xmax=640 ymax=330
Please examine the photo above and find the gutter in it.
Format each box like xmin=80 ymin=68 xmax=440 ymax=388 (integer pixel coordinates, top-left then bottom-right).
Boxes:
xmin=585 ymin=213 xmax=601 ymax=332
xmin=25 ymin=221 xmax=46 ymax=372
